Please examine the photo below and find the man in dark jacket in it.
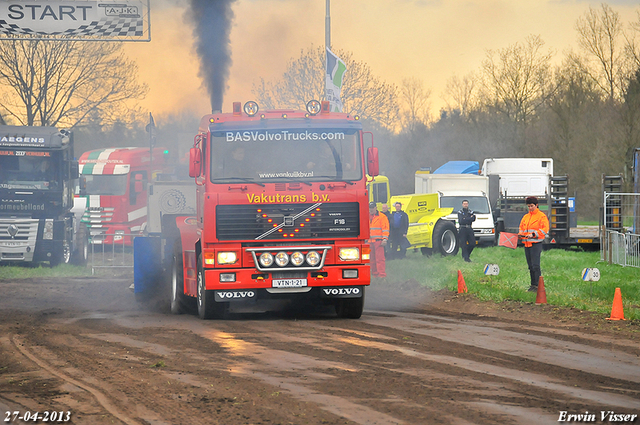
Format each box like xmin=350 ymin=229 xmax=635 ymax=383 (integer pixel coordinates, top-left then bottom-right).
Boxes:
xmin=458 ymin=199 xmax=476 ymax=262
xmin=389 ymin=202 xmax=410 ymax=259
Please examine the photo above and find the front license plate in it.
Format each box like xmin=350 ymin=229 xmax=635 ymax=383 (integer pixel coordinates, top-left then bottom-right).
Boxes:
xmin=272 ymin=278 xmax=307 ymax=288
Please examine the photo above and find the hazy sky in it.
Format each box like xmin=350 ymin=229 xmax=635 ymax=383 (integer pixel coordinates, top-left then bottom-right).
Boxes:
xmin=124 ymin=0 xmax=639 ymax=118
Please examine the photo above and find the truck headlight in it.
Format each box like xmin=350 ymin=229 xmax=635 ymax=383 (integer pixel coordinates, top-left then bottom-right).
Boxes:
xmin=275 ymin=251 xmax=289 ymax=267
xmin=114 ymin=230 xmax=125 ymax=241
xmin=339 ymin=248 xmax=359 ymax=261
xmin=291 ymin=251 xmax=305 ymax=266
xmin=306 ymin=250 xmax=321 ymax=266
xmin=259 ymin=252 xmax=274 ymax=267
xmin=43 ymin=220 xmax=54 ymax=240
xmin=217 ymin=251 xmax=238 ymax=265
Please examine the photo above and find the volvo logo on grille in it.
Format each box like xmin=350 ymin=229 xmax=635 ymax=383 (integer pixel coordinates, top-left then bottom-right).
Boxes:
xmin=284 ymin=216 xmax=294 ymax=226
xmin=7 ymin=224 xmax=18 ymax=238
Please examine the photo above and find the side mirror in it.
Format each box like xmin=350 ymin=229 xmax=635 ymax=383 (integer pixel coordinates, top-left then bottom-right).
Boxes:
xmin=367 ymin=147 xmax=379 ymax=177
xmin=70 ymin=161 xmax=79 ymax=180
xmin=189 ymin=147 xmax=202 ymax=178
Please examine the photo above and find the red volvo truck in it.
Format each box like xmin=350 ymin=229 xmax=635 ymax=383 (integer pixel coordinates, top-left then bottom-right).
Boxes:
xmin=134 ymin=100 xmax=379 ymax=319
xmin=78 ymin=147 xmax=170 ymax=245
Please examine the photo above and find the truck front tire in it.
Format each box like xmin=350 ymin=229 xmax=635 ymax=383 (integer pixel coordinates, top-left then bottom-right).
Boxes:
xmin=197 ymin=253 xmax=228 ymax=319
xmin=433 ymin=220 xmax=459 ymax=256
xmin=334 ymin=289 xmax=365 ymax=319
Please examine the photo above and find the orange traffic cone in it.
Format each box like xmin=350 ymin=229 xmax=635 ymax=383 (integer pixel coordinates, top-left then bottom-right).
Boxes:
xmin=457 ymin=270 xmax=468 ymax=293
xmin=606 ymin=287 xmax=626 ymax=321
xmin=535 ymin=276 xmax=547 ymax=305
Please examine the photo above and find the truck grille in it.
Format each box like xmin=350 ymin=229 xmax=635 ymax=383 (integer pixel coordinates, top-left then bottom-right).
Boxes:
xmin=82 ymin=206 xmax=114 ymax=242
xmin=216 ymin=202 xmax=360 ymax=241
xmin=0 ymin=220 xmax=38 ymax=241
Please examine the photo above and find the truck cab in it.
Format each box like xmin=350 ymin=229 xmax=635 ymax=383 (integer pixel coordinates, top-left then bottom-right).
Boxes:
xmin=78 ymin=147 xmax=170 ymax=245
xmin=0 ymin=125 xmax=86 ymax=265
xmin=134 ymin=100 xmax=378 ymax=319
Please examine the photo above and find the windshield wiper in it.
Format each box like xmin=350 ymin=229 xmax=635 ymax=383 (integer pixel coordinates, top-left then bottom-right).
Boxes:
xmin=212 ymin=177 xmax=265 ymax=187
xmin=277 ymin=179 xmax=312 ymax=186
xmin=311 ymin=176 xmax=355 ymax=185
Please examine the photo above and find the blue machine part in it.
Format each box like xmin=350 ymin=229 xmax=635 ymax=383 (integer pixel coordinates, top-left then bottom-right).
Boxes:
xmin=433 ymin=161 xmax=480 ymax=174
xmin=133 ymin=236 xmax=163 ymax=294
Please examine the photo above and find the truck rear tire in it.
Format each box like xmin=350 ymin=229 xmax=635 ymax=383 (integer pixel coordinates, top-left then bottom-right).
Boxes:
xmin=433 ymin=220 xmax=459 ymax=256
xmin=335 ymin=289 xmax=365 ymax=319
xmin=171 ymin=244 xmax=188 ymax=314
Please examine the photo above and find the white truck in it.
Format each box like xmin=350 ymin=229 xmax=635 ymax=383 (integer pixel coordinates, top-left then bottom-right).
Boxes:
xmin=414 ymin=172 xmax=495 ymax=246
xmin=481 ymin=158 xmax=553 ymax=198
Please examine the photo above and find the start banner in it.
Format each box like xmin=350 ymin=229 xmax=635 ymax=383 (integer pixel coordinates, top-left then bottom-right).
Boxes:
xmin=0 ymin=0 xmax=150 ymax=41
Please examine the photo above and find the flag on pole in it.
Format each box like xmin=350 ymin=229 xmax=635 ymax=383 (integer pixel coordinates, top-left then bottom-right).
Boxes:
xmin=146 ymin=112 xmax=156 ymax=148
xmin=325 ymin=48 xmax=346 ymax=112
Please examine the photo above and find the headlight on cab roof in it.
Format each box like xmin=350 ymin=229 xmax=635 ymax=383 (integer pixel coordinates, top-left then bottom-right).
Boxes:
xmin=217 ymin=251 xmax=238 ymax=265
xmin=339 ymin=248 xmax=359 ymax=261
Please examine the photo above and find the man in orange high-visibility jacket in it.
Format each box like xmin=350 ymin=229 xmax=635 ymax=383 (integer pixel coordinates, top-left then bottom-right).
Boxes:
xmin=518 ymin=196 xmax=550 ymax=292
xmin=369 ymin=202 xmax=390 ymax=278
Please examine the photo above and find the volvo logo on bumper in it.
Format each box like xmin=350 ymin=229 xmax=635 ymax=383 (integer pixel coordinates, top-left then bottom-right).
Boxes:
xmin=214 ymin=290 xmax=256 ymax=302
xmin=321 ymin=287 xmax=362 ymax=298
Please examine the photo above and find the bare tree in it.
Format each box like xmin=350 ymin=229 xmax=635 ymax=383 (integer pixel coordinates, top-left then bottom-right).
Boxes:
xmin=574 ymin=3 xmax=628 ymax=101
xmin=442 ymin=72 xmax=478 ymax=118
xmin=480 ymin=35 xmax=555 ymax=126
xmin=0 ymin=38 xmax=148 ymax=128
xmin=625 ymin=9 xmax=640 ymax=71
xmin=252 ymin=46 xmax=399 ymax=131
xmin=399 ymin=77 xmax=431 ymax=132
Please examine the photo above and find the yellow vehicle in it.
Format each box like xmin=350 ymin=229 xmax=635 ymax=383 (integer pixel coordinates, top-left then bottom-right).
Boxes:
xmin=367 ymin=175 xmax=458 ymax=256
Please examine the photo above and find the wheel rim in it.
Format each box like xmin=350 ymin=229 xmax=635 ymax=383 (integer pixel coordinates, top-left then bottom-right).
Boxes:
xmin=441 ymin=229 xmax=457 ymax=254
xmin=171 ymin=258 xmax=178 ymax=304
xmin=197 ymin=268 xmax=203 ymax=309
xmin=82 ymin=238 xmax=88 ymax=261
xmin=63 ymin=241 xmax=71 ymax=264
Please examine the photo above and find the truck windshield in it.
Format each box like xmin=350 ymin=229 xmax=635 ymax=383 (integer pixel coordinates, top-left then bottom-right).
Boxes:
xmin=441 ymin=196 xmax=491 ymax=214
xmin=209 ymin=128 xmax=362 ymax=183
xmin=0 ymin=153 xmax=59 ymax=190
xmin=82 ymin=174 xmax=128 ymax=196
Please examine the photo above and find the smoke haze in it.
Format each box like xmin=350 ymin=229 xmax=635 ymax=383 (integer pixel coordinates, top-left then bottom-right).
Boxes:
xmin=187 ymin=0 xmax=237 ymax=112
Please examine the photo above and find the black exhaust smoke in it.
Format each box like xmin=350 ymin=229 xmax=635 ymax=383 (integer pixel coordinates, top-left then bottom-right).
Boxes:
xmin=187 ymin=0 xmax=237 ymax=113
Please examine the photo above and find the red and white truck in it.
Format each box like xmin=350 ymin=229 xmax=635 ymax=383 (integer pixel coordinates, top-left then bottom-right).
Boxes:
xmin=78 ymin=147 xmax=171 ymax=245
xmin=133 ymin=100 xmax=379 ymax=319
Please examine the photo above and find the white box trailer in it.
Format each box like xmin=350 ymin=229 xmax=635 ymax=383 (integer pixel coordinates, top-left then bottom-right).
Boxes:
xmin=414 ymin=172 xmax=495 ymax=245
xmin=481 ymin=158 xmax=553 ymax=198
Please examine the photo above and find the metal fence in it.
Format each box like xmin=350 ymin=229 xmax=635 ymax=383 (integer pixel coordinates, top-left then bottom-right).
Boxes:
xmin=89 ymin=234 xmax=135 ymax=275
xmin=601 ymin=192 xmax=640 ymax=268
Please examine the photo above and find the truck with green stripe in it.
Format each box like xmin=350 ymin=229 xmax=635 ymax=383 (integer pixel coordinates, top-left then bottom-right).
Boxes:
xmin=78 ymin=147 xmax=171 ymax=245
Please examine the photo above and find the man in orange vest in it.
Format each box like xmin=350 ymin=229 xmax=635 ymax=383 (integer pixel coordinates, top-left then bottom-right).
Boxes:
xmin=518 ymin=196 xmax=550 ymax=292
xmin=369 ymin=202 xmax=390 ymax=278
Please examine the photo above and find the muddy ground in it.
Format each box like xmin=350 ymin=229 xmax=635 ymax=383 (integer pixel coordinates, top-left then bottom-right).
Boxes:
xmin=0 ymin=274 xmax=638 ymax=425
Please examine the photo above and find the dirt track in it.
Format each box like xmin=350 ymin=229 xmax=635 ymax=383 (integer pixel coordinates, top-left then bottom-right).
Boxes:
xmin=0 ymin=275 xmax=638 ymax=425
